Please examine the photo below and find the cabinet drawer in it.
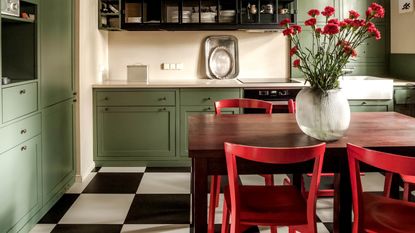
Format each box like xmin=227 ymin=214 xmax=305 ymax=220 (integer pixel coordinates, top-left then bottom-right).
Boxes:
xmin=2 ymin=82 xmax=38 ymax=122
xmin=0 ymin=114 xmax=41 ymax=154
xmin=395 ymin=89 xmax=415 ymax=105
xmin=180 ymin=89 xmax=240 ymax=106
xmin=96 ymin=90 xmax=176 ymax=106
xmin=349 ymin=100 xmax=393 ymax=112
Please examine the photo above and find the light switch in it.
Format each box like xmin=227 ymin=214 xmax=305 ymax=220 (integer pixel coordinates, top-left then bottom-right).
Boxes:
xmin=162 ymin=63 xmax=170 ymax=70
xmin=176 ymin=63 xmax=184 ymax=70
xmin=170 ymin=64 xmax=177 ymax=70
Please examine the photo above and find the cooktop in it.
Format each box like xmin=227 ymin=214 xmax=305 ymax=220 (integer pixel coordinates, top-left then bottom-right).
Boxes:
xmin=237 ymin=78 xmax=301 ymax=84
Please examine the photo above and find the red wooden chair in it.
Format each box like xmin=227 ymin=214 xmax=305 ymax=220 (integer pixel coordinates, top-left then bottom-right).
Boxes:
xmin=347 ymin=143 xmax=415 ymax=233
xmin=221 ymin=142 xmax=326 ymax=233
xmin=384 ymin=173 xmax=415 ymax=201
xmin=209 ymin=98 xmax=274 ymax=233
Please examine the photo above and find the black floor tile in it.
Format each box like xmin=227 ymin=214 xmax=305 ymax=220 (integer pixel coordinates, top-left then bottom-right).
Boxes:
xmin=91 ymin=167 xmax=101 ymax=172
xmin=125 ymin=194 xmax=190 ymax=224
xmin=83 ymin=173 xmax=143 ymax=194
xmin=39 ymin=194 xmax=80 ymax=224
xmin=323 ymin=222 xmax=334 ymax=233
xmin=51 ymin=224 xmax=122 ymax=233
xmin=145 ymin=167 xmax=191 ymax=173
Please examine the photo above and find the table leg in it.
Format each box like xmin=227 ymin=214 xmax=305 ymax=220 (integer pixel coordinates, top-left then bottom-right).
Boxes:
xmin=192 ymin=158 xmax=208 ymax=233
xmin=333 ymin=168 xmax=352 ymax=233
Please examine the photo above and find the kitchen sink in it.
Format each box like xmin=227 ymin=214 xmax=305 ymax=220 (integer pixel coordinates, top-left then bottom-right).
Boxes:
xmin=340 ymin=76 xmax=393 ymax=100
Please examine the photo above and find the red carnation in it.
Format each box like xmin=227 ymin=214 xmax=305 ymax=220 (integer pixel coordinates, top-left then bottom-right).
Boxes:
xmin=290 ymin=46 xmax=298 ymax=57
xmin=373 ymin=29 xmax=381 ymax=40
xmin=293 ymin=59 xmax=301 ymax=68
xmin=308 ymin=9 xmax=320 ymax=17
xmin=366 ymin=7 xmax=373 ymax=17
xmin=351 ymin=19 xmax=366 ymax=28
xmin=343 ymin=45 xmax=357 ymax=58
xmin=366 ymin=22 xmax=377 ymax=33
xmin=305 ymin=18 xmax=317 ymax=26
xmin=323 ymin=23 xmax=340 ymax=35
xmin=328 ymin=18 xmax=340 ymax=25
xmin=282 ymin=27 xmax=294 ymax=36
xmin=291 ymin=24 xmax=302 ymax=33
xmin=370 ymin=3 xmax=385 ymax=18
xmin=279 ymin=18 xmax=291 ymax=26
xmin=322 ymin=6 xmax=335 ymax=17
xmin=315 ymin=28 xmax=322 ymax=34
xmin=339 ymin=21 xmax=348 ymax=28
xmin=349 ymin=10 xmax=360 ymax=19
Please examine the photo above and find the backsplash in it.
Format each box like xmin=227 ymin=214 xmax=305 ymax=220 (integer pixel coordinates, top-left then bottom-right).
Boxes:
xmin=107 ymin=31 xmax=290 ymax=81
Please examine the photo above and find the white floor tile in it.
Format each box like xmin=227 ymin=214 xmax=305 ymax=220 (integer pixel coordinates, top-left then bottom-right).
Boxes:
xmin=100 ymin=167 xmax=146 ymax=173
xmin=239 ymin=174 xmax=288 ymax=186
xmin=66 ymin=172 xmax=97 ymax=194
xmin=317 ymin=223 xmax=331 ymax=233
xmin=29 ymin=224 xmax=56 ymax=233
xmin=207 ymin=193 xmax=225 ymax=224
xmin=137 ymin=173 xmax=190 ymax=194
xmin=59 ymin=194 xmax=134 ymax=224
xmin=361 ymin=172 xmax=385 ymax=192
xmin=316 ymin=198 xmax=334 ymax=223
xmin=258 ymin=223 xmax=328 ymax=233
xmin=121 ymin=224 xmax=190 ymax=233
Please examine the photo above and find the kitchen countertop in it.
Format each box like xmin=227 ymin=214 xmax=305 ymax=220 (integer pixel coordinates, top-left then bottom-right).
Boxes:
xmin=92 ymin=78 xmax=307 ymax=88
xmin=92 ymin=77 xmax=415 ymax=88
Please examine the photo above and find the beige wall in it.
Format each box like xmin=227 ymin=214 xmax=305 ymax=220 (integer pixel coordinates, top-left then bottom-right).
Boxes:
xmin=391 ymin=0 xmax=415 ymax=53
xmin=76 ymin=0 xmax=108 ymax=181
xmin=108 ymin=31 xmax=290 ymax=80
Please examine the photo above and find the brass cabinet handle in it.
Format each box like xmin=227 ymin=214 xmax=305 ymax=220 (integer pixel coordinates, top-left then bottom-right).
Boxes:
xmin=104 ymin=107 xmax=109 ymax=111
xmin=20 ymin=89 xmax=26 ymax=95
xmin=204 ymin=97 xmax=212 ymax=101
xmin=160 ymin=107 xmax=167 ymax=111
xmin=20 ymin=129 xmax=27 ymax=134
xmin=362 ymin=102 xmax=367 ymax=105
xmin=159 ymin=97 xmax=167 ymax=101
xmin=21 ymin=146 xmax=27 ymax=151
xmin=205 ymin=107 xmax=212 ymax=111
xmin=104 ymin=97 xmax=109 ymax=101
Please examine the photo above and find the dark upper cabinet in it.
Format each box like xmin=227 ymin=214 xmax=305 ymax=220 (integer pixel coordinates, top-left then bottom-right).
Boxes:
xmin=40 ymin=0 xmax=73 ymax=107
xmin=99 ymin=0 xmax=297 ymax=31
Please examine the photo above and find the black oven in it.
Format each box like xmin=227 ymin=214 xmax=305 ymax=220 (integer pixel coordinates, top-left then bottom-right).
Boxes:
xmin=243 ymin=88 xmax=302 ymax=113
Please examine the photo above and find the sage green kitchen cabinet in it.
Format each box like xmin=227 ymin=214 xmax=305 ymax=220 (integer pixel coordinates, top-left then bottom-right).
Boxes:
xmin=349 ymin=100 xmax=393 ymax=112
xmin=0 ymin=136 xmax=41 ymax=233
xmin=2 ymin=82 xmax=38 ymax=123
xmin=96 ymin=106 xmax=176 ymax=160
xmin=342 ymin=0 xmax=387 ymax=22
xmin=394 ymin=86 xmax=415 ymax=117
xmin=179 ymin=106 xmax=239 ymax=157
xmin=42 ymin=99 xmax=74 ymax=204
xmin=40 ymin=0 xmax=73 ymax=107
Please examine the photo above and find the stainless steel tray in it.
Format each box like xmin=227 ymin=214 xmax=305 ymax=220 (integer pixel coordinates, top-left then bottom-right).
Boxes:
xmin=204 ymin=35 xmax=239 ymax=80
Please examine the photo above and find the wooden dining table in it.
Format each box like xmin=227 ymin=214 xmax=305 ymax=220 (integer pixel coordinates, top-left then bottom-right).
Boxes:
xmin=188 ymin=112 xmax=415 ymax=233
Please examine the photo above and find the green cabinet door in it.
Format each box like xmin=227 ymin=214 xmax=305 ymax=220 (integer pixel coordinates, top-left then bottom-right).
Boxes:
xmin=0 ymin=136 xmax=41 ymax=233
xmin=42 ymin=99 xmax=74 ymax=203
xmin=96 ymin=106 xmax=176 ymax=159
xmin=349 ymin=100 xmax=393 ymax=112
xmin=297 ymin=0 xmax=339 ymax=24
xmin=179 ymin=106 xmax=239 ymax=157
xmin=40 ymin=0 xmax=73 ymax=107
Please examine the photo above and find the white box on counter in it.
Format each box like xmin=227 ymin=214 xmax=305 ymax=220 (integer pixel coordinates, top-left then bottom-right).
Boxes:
xmin=127 ymin=65 xmax=148 ymax=82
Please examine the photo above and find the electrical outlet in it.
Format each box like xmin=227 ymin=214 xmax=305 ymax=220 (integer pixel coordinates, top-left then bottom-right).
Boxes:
xmin=176 ymin=63 xmax=184 ymax=70
xmin=170 ymin=64 xmax=177 ymax=70
xmin=162 ymin=63 xmax=170 ymax=70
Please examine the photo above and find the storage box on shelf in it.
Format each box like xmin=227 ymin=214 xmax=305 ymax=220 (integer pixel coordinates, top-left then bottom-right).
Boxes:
xmin=99 ymin=0 xmax=297 ymax=31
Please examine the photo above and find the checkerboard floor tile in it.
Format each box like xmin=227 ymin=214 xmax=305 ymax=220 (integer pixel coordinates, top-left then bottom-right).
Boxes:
xmin=31 ymin=167 xmax=394 ymax=233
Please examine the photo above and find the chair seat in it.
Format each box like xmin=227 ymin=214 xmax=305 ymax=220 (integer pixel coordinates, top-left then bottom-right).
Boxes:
xmin=224 ymin=185 xmax=308 ymax=226
xmin=402 ymin=175 xmax=415 ymax=184
xmin=363 ymin=193 xmax=415 ymax=233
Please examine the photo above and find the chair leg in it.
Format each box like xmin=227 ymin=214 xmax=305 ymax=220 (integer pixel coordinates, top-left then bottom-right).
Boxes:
xmin=209 ymin=175 xmax=221 ymax=233
xmin=215 ymin=176 xmax=222 ymax=207
xmin=283 ymin=177 xmax=291 ymax=185
xmin=270 ymin=226 xmax=278 ymax=233
xmin=221 ymin=200 xmax=230 ymax=233
xmin=403 ymin=182 xmax=410 ymax=201
xmin=288 ymin=226 xmax=296 ymax=233
xmin=384 ymin=172 xmax=393 ymax=198
xmin=262 ymin=174 xmax=274 ymax=186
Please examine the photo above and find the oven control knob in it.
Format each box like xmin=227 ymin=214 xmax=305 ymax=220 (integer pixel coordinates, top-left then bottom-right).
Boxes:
xmin=278 ymin=90 xmax=289 ymax=96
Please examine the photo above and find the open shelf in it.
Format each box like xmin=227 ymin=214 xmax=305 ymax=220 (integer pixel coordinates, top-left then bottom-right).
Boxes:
xmin=1 ymin=15 xmax=35 ymax=23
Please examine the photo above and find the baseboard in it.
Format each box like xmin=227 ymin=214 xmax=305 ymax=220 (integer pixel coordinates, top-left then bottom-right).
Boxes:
xmin=75 ymin=161 xmax=96 ymax=183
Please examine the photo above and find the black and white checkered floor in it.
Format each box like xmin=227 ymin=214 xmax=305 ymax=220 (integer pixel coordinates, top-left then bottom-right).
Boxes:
xmin=30 ymin=167 xmax=388 ymax=233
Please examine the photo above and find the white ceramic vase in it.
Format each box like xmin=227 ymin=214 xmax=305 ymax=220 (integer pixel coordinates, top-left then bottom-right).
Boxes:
xmin=295 ymin=87 xmax=351 ymax=141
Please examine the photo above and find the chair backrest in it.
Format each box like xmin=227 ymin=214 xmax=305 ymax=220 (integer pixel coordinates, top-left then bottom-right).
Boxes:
xmin=347 ymin=143 xmax=415 ymax=232
xmin=224 ymin=142 xmax=326 ymax=226
xmin=288 ymin=99 xmax=296 ymax=113
xmin=214 ymin=98 xmax=273 ymax=115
